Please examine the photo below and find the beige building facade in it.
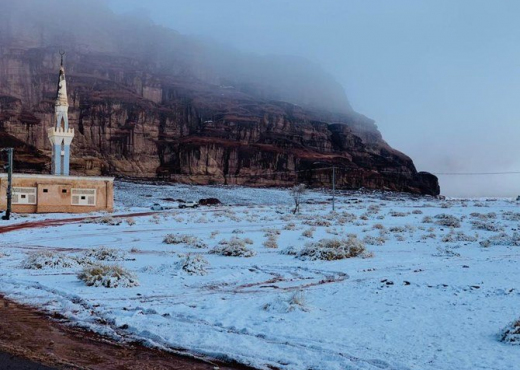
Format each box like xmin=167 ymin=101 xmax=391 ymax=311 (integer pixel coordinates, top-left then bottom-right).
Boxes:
xmin=0 ymin=174 xmax=114 ymax=214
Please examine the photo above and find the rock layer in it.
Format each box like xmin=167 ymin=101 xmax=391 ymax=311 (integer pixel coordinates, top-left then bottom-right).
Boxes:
xmin=0 ymin=47 xmax=439 ymax=195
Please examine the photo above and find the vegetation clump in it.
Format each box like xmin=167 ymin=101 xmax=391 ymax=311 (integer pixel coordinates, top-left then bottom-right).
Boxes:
xmin=78 ymin=264 xmax=139 ymax=288
xmin=297 ymin=237 xmax=367 ymax=261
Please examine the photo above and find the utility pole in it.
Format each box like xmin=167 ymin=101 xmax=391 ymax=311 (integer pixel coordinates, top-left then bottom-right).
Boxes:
xmin=332 ymin=165 xmax=336 ymax=212
xmin=1 ymin=148 xmax=13 ymax=221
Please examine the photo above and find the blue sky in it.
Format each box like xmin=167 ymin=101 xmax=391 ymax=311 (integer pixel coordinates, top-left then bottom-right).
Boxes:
xmin=109 ymin=0 xmax=520 ymax=196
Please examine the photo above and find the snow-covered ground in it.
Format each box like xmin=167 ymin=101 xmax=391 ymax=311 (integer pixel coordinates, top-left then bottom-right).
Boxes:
xmin=1 ymin=182 xmax=519 ymax=370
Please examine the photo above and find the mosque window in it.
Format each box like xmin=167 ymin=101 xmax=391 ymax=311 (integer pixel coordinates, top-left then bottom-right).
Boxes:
xmin=13 ymin=187 xmax=37 ymax=205
xmin=71 ymin=189 xmax=96 ymax=206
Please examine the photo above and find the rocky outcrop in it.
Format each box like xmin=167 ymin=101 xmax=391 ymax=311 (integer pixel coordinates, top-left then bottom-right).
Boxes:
xmin=0 ymin=46 xmax=439 ymax=195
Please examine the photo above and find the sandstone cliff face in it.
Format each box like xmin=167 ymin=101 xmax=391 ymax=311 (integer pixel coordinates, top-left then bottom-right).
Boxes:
xmin=0 ymin=47 xmax=439 ymax=195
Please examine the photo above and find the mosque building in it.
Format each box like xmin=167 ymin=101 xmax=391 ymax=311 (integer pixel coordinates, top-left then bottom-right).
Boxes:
xmin=0 ymin=55 xmax=114 ymax=213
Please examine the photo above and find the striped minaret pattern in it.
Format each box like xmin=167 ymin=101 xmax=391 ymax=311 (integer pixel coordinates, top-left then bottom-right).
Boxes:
xmin=47 ymin=53 xmax=74 ymax=176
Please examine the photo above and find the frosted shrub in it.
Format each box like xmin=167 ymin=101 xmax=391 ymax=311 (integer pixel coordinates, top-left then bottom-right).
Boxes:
xmin=125 ymin=217 xmax=136 ymax=226
xmin=389 ymin=211 xmax=408 ymax=217
xmin=434 ymin=214 xmax=461 ymax=228
xmin=84 ymin=246 xmax=126 ymax=261
xmin=367 ymin=205 xmax=381 ymax=214
xmin=422 ymin=216 xmax=433 ymax=223
xmin=302 ymin=227 xmax=315 ymax=238
xmin=264 ymin=291 xmax=309 ymax=313
xmin=85 ymin=216 xmax=122 ymax=226
xmin=163 ymin=234 xmax=207 ymax=249
xmin=421 ymin=233 xmax=437 ymax=240
xmin=412 ymin=209 xmax=423 ymax=215
xmin=389 ymin=226 xmax=406 ymax=233
xmin=78 ymin=264 xmax=139 ymax=288
xmin=232 ymin=229 xmax=245 ymax=234
xmin=297 ymin=237 xmax=367 ymax=261
xmin=363 ymin=235 xmax=386 ymax=246
xmin=263 ymin=236 xmax=279 ymax=249
xmin=372 ymin=223 xmax=386 ymax=230
xmin=284 ymin=222 xmax=297 ymax=231
xmin=176 ymin=254 xmax=209 ymax=276
xmin=340 ymin=212 xmax=357 ymax=223
xmin=210 ymin=243 xmax=256 ymax=257
xmin=471 ymin=220 xmax=503 ymax=232
xmin=262 ymin=228 xmax=281 ymax=237
xmin=209 ymin=230 xmax=220 ymax=239
xmin=302 ymin=219 xmax=332 ymax=227
xmin=480 ymin=232 xmax=520 ymax=247
xmin=441 ymin=231 xmax=478 ymax=243
xmin=470 ymin=212 xmax=497 ymax=220
xmin=501 ymin=320 xmax=520 ymax=345
xmin=280 ymin=246 xmax=299 ymax=255
xmin=22 ymin=251 xmax=80 ymax=270
xmin=395 ymin=234 xmax=406 ymax=242
xmin=502 ymin=212 xmax=520 ymax=221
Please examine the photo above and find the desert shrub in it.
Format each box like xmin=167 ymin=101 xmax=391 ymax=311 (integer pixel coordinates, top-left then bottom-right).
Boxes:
xmin=502 ymin=212 xmax=520 ymax=221
xmin=264 ymin=290 xmax=309 ymax=313
xmin=412 ymin=209 xmax=423 ymax=215
xmin=22 ymin=251 xmax=80 ymax=269
xmin=359 ymin=214 xmax=369 ymax=221
xmin=209 ymin=230 xmax=220 ymax=239
xmin=367 ymin=205 xmax=381 ymax=214
xmin=389 ymin=211 xmax=409 ymax=217
xmin=363 ymin=235 xmax=386 ymax=246
xmin=85 ymin=216 xmax=122 ymax=226
xmin=125 ymin=217 xmax=136 ymax=226
xmin=340 ymin=212 xmax=357 ymax=223
xmin=441 ymin=231 xmax=478 ymax=243
xmin=263 ymin=236 xmax=279 ymax=249
xmin=83 ymin=246 xmax=126 ymax=261
xmin=302 ymin=227 xmax=315 ymax=238
xmin=480 ymin=232 xmax=520 ymax=247
xmin=325 ymin=227 xmax=340 ymax=235
xmin=434 ymin=214 xmax=461 ymax=228
xmin=395 ymin=235 xmax=406 ymax=242
xmin=501 ymin=320 xmax=520 ymax=344
xmin=176 ymin=254 xmax=209 ymax=275
xmin=210 ymin=243 xmax=256 ymax=257
xmin=280 ymin=246 xmax=299 ymax=255
xmin=302 ymin=219 xmax=332 ymax=227
xmin=232 ymin=229 xmax=245 ymax=234
xmin=421 ymin=233 xmax=436 ymax=240
xmin=284 ymin=222 xmax=297 ymax=230
xmin=78 ymin=264 xmax=139 ymax=288
xmin=372 ymin=223 xmax=386 ymax=230
xmin=262 ymin=228 xmax=281 ymax=237
xmin=422 ymin=216 xmax=433 ymax=223
xmin=389 ymin=226 xmax=406 ymax=233
xmin=470 ymin=220 xmax=503 ymax=232
xmin=297 ymin=237 xmax=367 ymax=261
xmin=130 ymin=247 xmax=140 ymax=253
xmin=163 ymin=234 xmax=207 ymax=249
xmin=470 ymin=212 xmax=497 ymax=220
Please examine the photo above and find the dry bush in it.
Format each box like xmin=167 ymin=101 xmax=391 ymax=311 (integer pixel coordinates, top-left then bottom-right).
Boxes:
xmin=284 ymin=222 xmax=297 ymax=230
xmin=363 ymin=235 xmax=386 ymax=246
xmin=395 ymin=235 xmax=406 ymax=242
xmin=125 ymin=217 xmax=136 ymax=226
xmin=176 ymin=254 xmax=209 ymax=276
xmin=501 ymin=320 xmax=520 ymax=345
xmin=263 ymin=236 xmax=279 ymax=249
xmin=422 ymin=216 xmax=433 ymax=223
xmin=22 ymin=251 xmax=80 ymax=270
xmin=372 ymin=223 xmax=386 ymax=230
xmin=470 ymin=220 xmax=503 ymax=232
xmin=302 ymin=227 xmax=315 ymax=238
xmin=85 ymin=216 xmax=122 ymax=226
xmin=280 ymin=246 xmax=300 ymax=255
xmin=232 ymin=229 xmax=245 ymax=234
xmin=441 ymin=231 xmax=478 ymax=243
xmin=262 ymin=228 xmax=281 ymax=237
xmin=264 ymin=290 xmax=309 ymax=313
xmin=83 ymin=246 xmax=126 ymax=261
xmin=209 ymin=230 xmax=220 ymax=239
xmin=389 ymin=211 xmax=409 ymax=217
xmin=502 ymin=212 xmax=520 ymax=221
xmin=434 ymin=214 xmax=461 ymax=228
xmin=302 ymin=219 xmax=332 ymax=227
xmin=470 ymin=212 xmax=497 ymax=220
xmin=78 ymin=264 xmax=139 ymax=288
xmin=389 ymin=226 xmax=406 ymax=233
xmin=163 ymin=234 xmax=207 ymax=249
xmin=210 ymin=243 xmax=256 ymax=257
xmin=412 ymin=209 xmax=423 ymax=215
xmin=367 ymin=205 xmax=381 ymax=214
xmin=297 ymin=236 xmax=367 ymax=261
xmin=480 ymin=232 xmax=520 ymax=247
xmin=421 ymin=233 xmax=437 ymax=240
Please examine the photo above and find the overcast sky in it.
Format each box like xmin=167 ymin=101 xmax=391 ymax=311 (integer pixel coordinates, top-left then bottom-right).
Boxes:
xmin=109 ymin=0 xmax=520 ymax=197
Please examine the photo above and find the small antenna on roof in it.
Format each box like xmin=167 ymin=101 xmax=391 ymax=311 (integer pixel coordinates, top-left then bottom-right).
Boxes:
xmin=59 ymin=50 xmax=65 ymax=66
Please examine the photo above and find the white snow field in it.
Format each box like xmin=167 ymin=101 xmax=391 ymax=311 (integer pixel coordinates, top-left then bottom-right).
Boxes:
xmin=1 ymin=182 xmax=519 ymax=370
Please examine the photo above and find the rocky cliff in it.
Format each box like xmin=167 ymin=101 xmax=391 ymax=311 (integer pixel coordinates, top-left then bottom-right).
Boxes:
xmin=0 ymin=1 xmax=439 ymax=196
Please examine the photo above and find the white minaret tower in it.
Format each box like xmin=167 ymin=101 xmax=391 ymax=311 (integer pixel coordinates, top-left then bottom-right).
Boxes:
xmin=48 ymin=52 xmax=74 ymax=176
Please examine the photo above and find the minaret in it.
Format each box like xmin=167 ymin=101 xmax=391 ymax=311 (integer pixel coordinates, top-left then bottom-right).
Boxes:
xmin=48 ymin=52 xmax=74 ymax=176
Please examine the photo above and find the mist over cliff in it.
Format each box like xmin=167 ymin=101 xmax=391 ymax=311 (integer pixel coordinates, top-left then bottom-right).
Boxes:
xmin=0 ymin=0 xmax=350 ymax=114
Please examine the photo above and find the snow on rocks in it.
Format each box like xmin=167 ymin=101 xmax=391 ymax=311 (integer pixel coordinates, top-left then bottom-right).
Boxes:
xmin=501 ymin=320 xmax=520 ymax=344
